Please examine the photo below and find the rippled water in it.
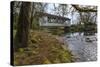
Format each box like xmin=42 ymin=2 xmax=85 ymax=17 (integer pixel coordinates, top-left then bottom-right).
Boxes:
xmin=63 ymin=32 xmax=97 ymax=62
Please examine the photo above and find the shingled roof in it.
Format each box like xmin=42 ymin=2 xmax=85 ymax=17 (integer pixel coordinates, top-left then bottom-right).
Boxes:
xmin=35 ymin=12 xmax=70 ymax=21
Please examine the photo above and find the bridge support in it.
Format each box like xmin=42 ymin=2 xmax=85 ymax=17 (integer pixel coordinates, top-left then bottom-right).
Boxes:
xmin=64 ymin=26 xmax=70 ymax=33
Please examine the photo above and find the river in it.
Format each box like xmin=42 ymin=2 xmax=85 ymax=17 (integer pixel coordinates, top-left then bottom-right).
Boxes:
xmin=61 ymin=32 xmax=97 ymax=62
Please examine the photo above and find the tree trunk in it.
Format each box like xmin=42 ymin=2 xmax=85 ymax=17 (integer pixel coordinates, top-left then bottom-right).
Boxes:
xmin=14 ymin=2 xmax=32 ymax=50
xmin=30 ymin=3 xmax=35 ymax=29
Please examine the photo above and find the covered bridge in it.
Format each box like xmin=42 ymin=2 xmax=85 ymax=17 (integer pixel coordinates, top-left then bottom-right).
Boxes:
xmin=35 ymin=12 xmax=71 ymax=27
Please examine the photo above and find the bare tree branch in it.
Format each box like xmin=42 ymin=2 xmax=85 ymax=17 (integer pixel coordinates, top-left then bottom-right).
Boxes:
xmin=72 ymin=5 xmax=97 ymax=12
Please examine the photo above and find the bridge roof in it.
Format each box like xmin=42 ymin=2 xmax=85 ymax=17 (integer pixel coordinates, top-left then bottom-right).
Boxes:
xmin=35 ymin=12 xmax=70 ymax=21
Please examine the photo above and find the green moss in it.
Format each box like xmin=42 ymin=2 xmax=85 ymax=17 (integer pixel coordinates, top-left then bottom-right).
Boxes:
xmin=59 ymin=50 xmax=72 ymax=63
xmin=43 ymin=57 xmax=51 ymax=64
xmin=14 ymin=30 xmax=74 ymax=65
xmin=19 ymin=48 xmax=24 ymax=52
xmin=13 ymin=30 xmax=17 ymax=39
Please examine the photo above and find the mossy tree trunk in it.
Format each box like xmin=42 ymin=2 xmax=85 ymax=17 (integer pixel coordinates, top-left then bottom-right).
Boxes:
xmin=14 ymin=2 xmax=32 ymax=50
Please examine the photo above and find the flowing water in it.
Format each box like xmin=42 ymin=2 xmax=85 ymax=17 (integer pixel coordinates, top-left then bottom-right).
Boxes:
xmin=62 ymin=32 xmax=97 ymax=62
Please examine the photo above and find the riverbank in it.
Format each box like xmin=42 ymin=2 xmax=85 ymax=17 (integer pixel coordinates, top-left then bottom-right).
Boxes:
xmin=14 ymin=30 xmax=74 ymax=66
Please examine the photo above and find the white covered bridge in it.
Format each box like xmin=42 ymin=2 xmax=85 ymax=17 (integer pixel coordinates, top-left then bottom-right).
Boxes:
xmin=35 ymin=12 xmax=71 ymax=27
